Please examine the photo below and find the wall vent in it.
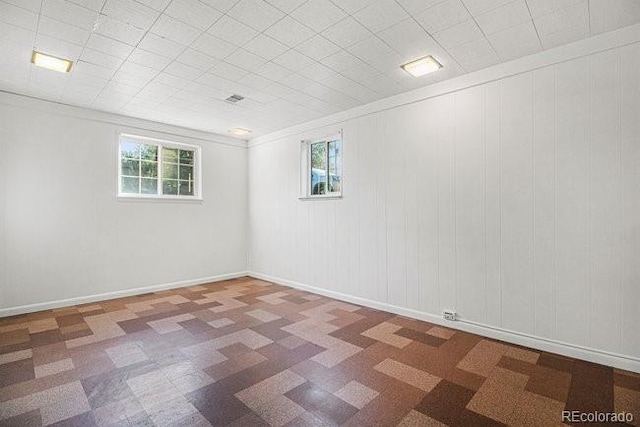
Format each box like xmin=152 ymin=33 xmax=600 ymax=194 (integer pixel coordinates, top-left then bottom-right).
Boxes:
xmin=225 ymin=94 xmax=245 ymax=103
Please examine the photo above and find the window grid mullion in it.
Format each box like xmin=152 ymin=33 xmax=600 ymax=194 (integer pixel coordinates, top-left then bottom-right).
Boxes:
xmin=158 ymin=144 xmax=163 ymax=196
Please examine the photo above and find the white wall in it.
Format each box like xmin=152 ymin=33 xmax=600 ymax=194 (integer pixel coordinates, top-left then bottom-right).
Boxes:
xmin=248 ymin=32 xmax=640 ymax=368
xmin=0 ymin=93 xmax=248 ymax=312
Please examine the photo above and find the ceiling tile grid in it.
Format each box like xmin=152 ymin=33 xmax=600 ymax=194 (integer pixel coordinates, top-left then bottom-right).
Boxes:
xmin=1 ymin=0 xmax=640 ymax=137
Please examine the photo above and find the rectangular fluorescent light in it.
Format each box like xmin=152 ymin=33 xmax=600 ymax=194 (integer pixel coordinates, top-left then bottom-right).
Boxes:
xmin=228 ymin=127 xmax=251 ymax=136
xmin=31 ymin=51 xmax=73 ymax=73
xmin=401 ymin=55 xmax=442 ymax=77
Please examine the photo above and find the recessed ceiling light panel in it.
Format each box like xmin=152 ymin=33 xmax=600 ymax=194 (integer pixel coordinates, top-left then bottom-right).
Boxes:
xmin=228 ymin=127 xmax=251 ymax=136
xmin=31 ymin=51 xmax=73 ymax=73
xmin=401 ymin=55 xmax=442 ymax=77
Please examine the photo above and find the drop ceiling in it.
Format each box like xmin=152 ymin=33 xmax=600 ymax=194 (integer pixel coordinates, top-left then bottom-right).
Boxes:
xmin=1 ymin=0 xmax=639 ymax=138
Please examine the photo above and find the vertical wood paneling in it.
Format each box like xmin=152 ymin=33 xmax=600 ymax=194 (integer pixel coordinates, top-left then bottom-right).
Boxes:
xmin=437 ymin=96 xmax=457 ymax=311
xmin=555 ymin=57 xmax=591 ymax=347
xmin=417 ymin=100 xmax=442 ymax=314
xmin=248 ymin=42 xmax=640 ymax=361
xmin=533 ymin=67 xmax=556 ymax=339
xmin=500 ymin=73 xmax=535 ymax=334
xmin=454 ymin=87 xmax=486 ymax=323
xmin=484 ymin=82 xmax=502 ymax=327
xmin=620 ymin=43 xmax=640 ymax=358
xmin=385 ymin=108 xmax=408 ymax=307
xmin=590 ymin=50 xmax=622 ymax=353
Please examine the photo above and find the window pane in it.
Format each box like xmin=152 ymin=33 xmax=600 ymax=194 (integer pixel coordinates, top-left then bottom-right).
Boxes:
xmin=163 ymin=148 xmax=178 ymax=163
xmin=141 ymin=144 xmax=158 ymax=161
xmin=121 ymin=141 xmax=140 ymax=158
xmin=141 ymin=178 xmax=158 ymax=194
xmin=121 ymin=159 xmax=139 ymax=177
xmin=179 ymin=180 xmax=194 ymax=196
xmin=179 ymin=149 xmax=194 ymax=165
xmin=328 ymin=140 xmax=341 ymax=193
xmin=121 ymin=177 xmax=139 ymax=193
xmin=162 ymin=179 xmax=179 ymax=195
xmin=310 ymin=142 xmax=327 ymax=195
xmin=141 ymin=161 xmax=157 ymax=178
xmin=179 ymin=165 xmax=193 ymax=180
xmin=162 ymin=163 xmax=178 ymax=179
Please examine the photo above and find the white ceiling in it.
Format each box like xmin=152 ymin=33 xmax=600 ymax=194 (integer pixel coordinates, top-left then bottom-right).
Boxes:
xmin=1 ymin=0 xmax=640 ymax=138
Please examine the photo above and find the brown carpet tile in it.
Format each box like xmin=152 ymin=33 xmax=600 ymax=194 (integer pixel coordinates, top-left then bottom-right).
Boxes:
xmin=0 ymin=277 xmax=638 ymax=426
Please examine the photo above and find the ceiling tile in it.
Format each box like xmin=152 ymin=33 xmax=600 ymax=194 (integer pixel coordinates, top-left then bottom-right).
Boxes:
xmin=0 ymin=2 xmax=39 ymax=30
xmin=154 ymin=72 xmax=192 ymax=89
xmin=323 ymin=49 xmax=363 ymax=71
xmin=2 ymin=0 xmax=42 ymax=13
xmin=353 ymin=0 xmax=409 ymax=33
xmin=295 ymin=35 xmax=340 ymax=61
xmin=378 ymin=18 xmax=439 ymax=57
xmin=176 ymin=48 xmax=220 ymax=71
xmin=134 ymin=0 xmax=172 ymax=11
xmin=225 ymin=48 xmax=269 ymax=71
xmin=138 ymin=32 xmax=186 ymax=57
xmin=129 ymin=48 xmax=173 ymax=70
xmin=86 ymin=33 xmax=135 ymax=58
xmin=272 ymin=49 xmax=317 ymax=72
xmin=151 ymin=14 xmax=202 ymax=45
xmin=475 ymin=0 xmax=531 ymax=35
xmin=298 ymin=62 xmax=338 ymax=80
xmin=322 ymin=17 xmax=371 ymax=48
xmin=119 ymin=60 xmax=159 ymax=79
xmin=461 ymin=0 xmax=513 ymax=15
xmin=35 ymin=34 xmax=84 ymax=59
xmin=207 ymin=15 xmax=259 ymax=47
xmin=534 ymin=1 xmax=588 ymax=38
xmin=0 ymin=22 xmax=35 ymax=46
xmin=525 ymin=0 xmax=584 ymax=19
xmin=94 ymin=16 xmax=146 ymax=45
xmin=254 ymin=61 xmax=293 ymax=80
xmin=244 ymin=34 xmax=289 ymax=60
xmin=281 ymin=73 xmax=316 ymax=90
xmin=331 ymin=0 xmax=377 ymax=14
xmin=265 ymin=0 xmax=307 ymax=13
xmin=209 ymin=61 xmax=250 ymax=81
xmin=199 ymin=0 xmax=241 ymax=12
xmin=237 ymin=72 xmax=273 ymax=89
xmin=447 ymin=36 xmax=499 ymax=69
xmin=539 ymin=22 xmax=589 ymax=49
xmin=433 ymin=19 xmax=483 ymax=49
xmin=347 ymin=35 xmax=394 ymax=62
xmin=42 ymin=0 xmax=100 ymax=30
xmin=112 ymin=68 xmax=154 ymax=87
xmin=290 ymin=0 xmax=347 ymax=32
xmin=68 ymin=0 xmax=107 ymax=11
xmin=37 ymin=16 xmax=91 ymax=46
xmin=164 ymin=0 xmax=223 ymax=30
xmin=191 ymin=33 xmax=237 ymax=59
xmin=339 ymin=62 xmax=382 ymax=81
xmin=102 ymin=0 xmax=159 ymax=30
xmin=590 ymin=0 xmax=640 ymax=35
xmin=488 ymin=20 xmax=541 ymax=59
xmin=265 ymin=17 xmax=315 ymax=48
xmin=80 ymin=48 xmax=124 ymax=71
xmin=415 ymin=0 xmax=471 ymax=34
xmin=227 ymin=0 xmax=285 ymax=31
xmin=164 ymin=61 xmax=203 ymax=79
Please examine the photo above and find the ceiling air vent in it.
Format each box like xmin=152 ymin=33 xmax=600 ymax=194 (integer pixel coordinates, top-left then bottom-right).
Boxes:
xmin=225 ymin=94 xmax=244 ymax=103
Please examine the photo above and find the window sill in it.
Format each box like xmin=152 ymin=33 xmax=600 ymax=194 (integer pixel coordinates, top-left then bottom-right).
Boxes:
xmin=298 ymin=195 xmax=342 ymax=201
xmin=117 ymin=195 xmax=203 ymax=203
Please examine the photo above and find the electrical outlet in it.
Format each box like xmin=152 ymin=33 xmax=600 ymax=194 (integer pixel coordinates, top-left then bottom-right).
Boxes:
xmin=443 ymin=309 xmax=457 ymax=321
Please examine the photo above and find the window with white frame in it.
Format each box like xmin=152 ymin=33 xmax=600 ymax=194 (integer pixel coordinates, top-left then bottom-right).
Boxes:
xmin=118 ymin=134 xmax=201 ymax=199
xmin=301 ymin=134 xmax=342 ymax=198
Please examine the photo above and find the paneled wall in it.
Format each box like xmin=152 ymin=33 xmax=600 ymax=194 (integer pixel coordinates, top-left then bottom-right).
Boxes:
xmin=248 ymin=42 xmax=640 ymax=361
xmin=0 ymin=95 xmax=248 ymax=311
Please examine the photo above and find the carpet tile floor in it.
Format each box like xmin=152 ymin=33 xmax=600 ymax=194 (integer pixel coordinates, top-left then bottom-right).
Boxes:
xmin=0 ymin=277 xmax=638 ymax=426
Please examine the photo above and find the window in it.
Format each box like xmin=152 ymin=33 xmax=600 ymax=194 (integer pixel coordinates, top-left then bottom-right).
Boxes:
xmin=301 ymin=134 xmax=342 ymax=198
xmin=118 ymin=134 xmax=201 ymax=199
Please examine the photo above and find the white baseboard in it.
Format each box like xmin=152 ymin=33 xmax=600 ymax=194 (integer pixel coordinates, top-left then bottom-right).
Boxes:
xmin=248 ymin=271 xmax=640 ymax=374
xmin=0 ymin=271 xmax=249 ymax=317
